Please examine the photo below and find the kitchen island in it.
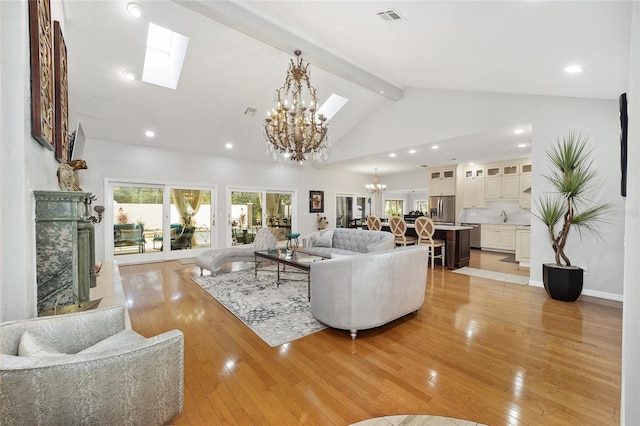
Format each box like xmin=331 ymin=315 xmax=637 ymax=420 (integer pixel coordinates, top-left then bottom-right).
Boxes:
xmin=381 ymin=223 xmax=472 ymax=269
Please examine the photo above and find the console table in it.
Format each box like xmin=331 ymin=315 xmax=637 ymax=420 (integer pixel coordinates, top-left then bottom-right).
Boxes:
xmin=34 ymin=191 xmax=96 ymax=315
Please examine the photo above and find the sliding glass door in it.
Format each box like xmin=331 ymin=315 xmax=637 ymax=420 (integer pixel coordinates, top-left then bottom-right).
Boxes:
xmin=265 ymin=192 xmax=292 ymax=241
xmin=336 ymin=194 xmax=373 ymax=228
xmin=230 ymin=191 xmax=262 ymax=245
xmin=107 ymin=181 xmax=214 ymax=264
xmin=169 ymin=188 xmax=212 ymax=251
xmin=229 ymin=189 xmax=294 ymax=246
xmin=112 ymin=185 xmax=163 ymax=258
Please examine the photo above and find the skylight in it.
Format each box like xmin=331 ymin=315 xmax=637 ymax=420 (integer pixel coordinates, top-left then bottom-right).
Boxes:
xmin=316 ymin=94 xmax=349 ymax=121
xmin=142 ymin=23 xmax=189 ymax=90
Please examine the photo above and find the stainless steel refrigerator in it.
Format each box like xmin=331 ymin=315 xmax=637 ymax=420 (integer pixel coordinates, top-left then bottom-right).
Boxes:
xmin=428 ymin=195 xmax=455 ymax=225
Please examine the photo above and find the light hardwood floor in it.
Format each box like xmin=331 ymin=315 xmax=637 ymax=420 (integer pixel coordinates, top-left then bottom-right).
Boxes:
xmin=119 ymin=250 xmax=622 ymax=426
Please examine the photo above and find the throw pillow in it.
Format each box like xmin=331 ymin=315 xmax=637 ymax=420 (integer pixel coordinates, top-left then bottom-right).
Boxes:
xmin=315 ymin=230 xmax=334 ymax=248
xmin=18 ymin=331 xmax=63 ymax=357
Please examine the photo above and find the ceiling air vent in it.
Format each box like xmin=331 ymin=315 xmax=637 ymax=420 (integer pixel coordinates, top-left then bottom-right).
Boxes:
xmin=244 ymin=107 xmax=257 ymax=116
xmin=377 ymin=9 xmax=406 ymax=22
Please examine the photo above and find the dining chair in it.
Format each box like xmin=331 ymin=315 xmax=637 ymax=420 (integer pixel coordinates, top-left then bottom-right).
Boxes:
xmin=366 ymin=215 xmax=382 ymax=231
xmin=415 ymin=216 xmax=446 ymax=268
xmin=389 ymin=216 xmax=417 ymax=247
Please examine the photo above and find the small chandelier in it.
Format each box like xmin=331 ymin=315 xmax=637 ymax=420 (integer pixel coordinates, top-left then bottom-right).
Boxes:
xmin=264 ymin=50 xmax=329 ymax=163
xmin=365 ymin=168 xmax=386 ymax=194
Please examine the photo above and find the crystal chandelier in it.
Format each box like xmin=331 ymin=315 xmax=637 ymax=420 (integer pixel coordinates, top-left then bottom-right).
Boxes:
xmin=264 ymin=50 xmax=329 ymax=163
xmin=365 ymin=168 xmax=386 ymax=193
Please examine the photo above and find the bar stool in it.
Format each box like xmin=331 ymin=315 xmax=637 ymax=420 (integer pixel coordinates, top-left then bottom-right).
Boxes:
xmin=389 ymin=216 xmax=417 ymax=247
xmin=415 ymin=216 xmax=445 ymax=268
xmin=366 ymin=215 xmax=382 ymax=231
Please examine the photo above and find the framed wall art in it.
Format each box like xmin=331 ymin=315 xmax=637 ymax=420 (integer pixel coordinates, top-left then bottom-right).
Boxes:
xmin=28 ymin=0 xmax=55 ymax=151
xmin=309 ymin=190 xmax=324 ymax=213
xmin=53 ymin=20 xmax=70 ymax=162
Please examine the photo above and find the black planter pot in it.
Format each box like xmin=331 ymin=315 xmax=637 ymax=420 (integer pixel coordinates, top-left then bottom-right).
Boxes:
xmin=542 ymin=263 xmax=584 ymax=302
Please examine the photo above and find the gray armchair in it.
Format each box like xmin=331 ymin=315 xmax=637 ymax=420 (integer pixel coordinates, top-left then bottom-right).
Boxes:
xmin=0 ymin=305 xmax=184 ymax=425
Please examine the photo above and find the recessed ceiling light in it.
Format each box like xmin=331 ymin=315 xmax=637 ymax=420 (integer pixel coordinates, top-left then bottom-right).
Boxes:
xmin=145 ymin=130 xmax=155 ymax=138
xmin=468 ymin=162 xmax=475 ymax=165
xmin=122 ymin=69 xmax=136 ymax=81
xmin=514 ymin=129 xmax=524 ymax=134
xmin=564 ymin=65 xmax=583 ymax=74
xmin=518 ymin=143 xmax=528 ymax=148
xmin=432 ymin=145 xmax=439 ymax=150
xmin=127 ymin=2 xmax=143 ymax=18
xmin=409 ymin=149 xmax=416 ymax=154
xmin=225 ymin=143 xmax=233 ymax=149
xmin=389 ymin=153 xmax=396 ymax=158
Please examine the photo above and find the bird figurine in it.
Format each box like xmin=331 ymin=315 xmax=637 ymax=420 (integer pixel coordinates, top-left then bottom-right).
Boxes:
xmin=57 ymin=159 xmax=88 ymax=191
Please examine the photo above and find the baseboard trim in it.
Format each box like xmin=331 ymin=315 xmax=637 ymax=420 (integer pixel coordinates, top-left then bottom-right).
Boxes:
xmin=529 ymin=280 xmax=623 ymax=302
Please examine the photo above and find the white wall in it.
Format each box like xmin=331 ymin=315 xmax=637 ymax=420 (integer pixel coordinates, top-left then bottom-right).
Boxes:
xmin=1 ymin=1 xmax=64 ymax=321
xmin=81 ymin=139 xmax=375 ymax=261
xmin=382 ymin=169 xmax=429 ymax=192
xmin=529 ymin=101 xmax=625 ymax=300
xmin=339 ymin=89 xmax=626 ymax=298
xmin=621 ymin=2 xmax=640 ymax=424
xmin=1 ymin=0 xmax=637 ymax=419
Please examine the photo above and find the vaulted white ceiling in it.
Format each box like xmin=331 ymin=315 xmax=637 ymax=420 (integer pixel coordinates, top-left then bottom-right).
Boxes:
xmin=63 ymin=0 xmax=632 ymax=176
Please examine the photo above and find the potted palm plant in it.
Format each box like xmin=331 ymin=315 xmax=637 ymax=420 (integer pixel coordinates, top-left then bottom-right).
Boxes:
xmin=534 ymin=131 xmax=613 ymax=301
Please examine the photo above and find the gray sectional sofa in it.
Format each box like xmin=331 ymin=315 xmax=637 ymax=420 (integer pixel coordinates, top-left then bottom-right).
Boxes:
xmin=301 ymin=227 xmax=394 ymax=257
xmin=301 ymin=228 xmax=428 ymax=339
xmin=309 ymin=245 xmax=429 ymax=339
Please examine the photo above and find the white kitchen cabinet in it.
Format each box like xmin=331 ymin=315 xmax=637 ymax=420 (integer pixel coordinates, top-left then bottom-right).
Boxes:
xmin=486 ymin=175 xmax=518 ymax=200
xmin=519 ymin=174 xmax=532 ymax=208
xmin=486 ymin=163 xmax=519 ymax=178
xmin=463 ymin=178 xmax=486 ymax=208
xmin=463 ymin=166 xmax=485 ymax=180
xmin=481 ymin=224 xmax=516 ymax=252
xmin=485 ymin=162 xmax=519 ymax=200
xmin=429 ymin=167 xmax=456 ymax=196
xmin=515 ymin=229 xmax=531 ymax=263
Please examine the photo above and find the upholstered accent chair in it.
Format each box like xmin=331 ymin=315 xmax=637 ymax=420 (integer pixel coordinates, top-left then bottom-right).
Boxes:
xmin=0 ymin=305 xmax=184 ymax=425
xmin=389 ymin=216 xmax=417 ymax=247
xmin=366 ymin=215 xmax=382 ymax=231
xmin=415 ymin=216 xmax=446 ymax=268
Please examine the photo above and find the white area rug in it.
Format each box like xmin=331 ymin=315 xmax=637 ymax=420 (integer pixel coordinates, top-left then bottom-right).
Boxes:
xmin=191 ymin=268 xmax=326 ymax=347
xmin=453 ymin=267 xmax=529 ymax=285
xmin=350 ymin=414 xmax=487 ymax=426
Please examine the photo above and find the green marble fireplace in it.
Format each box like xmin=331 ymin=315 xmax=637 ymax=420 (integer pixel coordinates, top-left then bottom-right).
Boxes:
xmin=34 ymin=191 xmax=97 ymax=316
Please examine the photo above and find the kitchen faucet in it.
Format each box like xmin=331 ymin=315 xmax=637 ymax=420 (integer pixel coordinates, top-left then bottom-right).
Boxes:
xmin=500 ymin=210 xmax=507 ymax=223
